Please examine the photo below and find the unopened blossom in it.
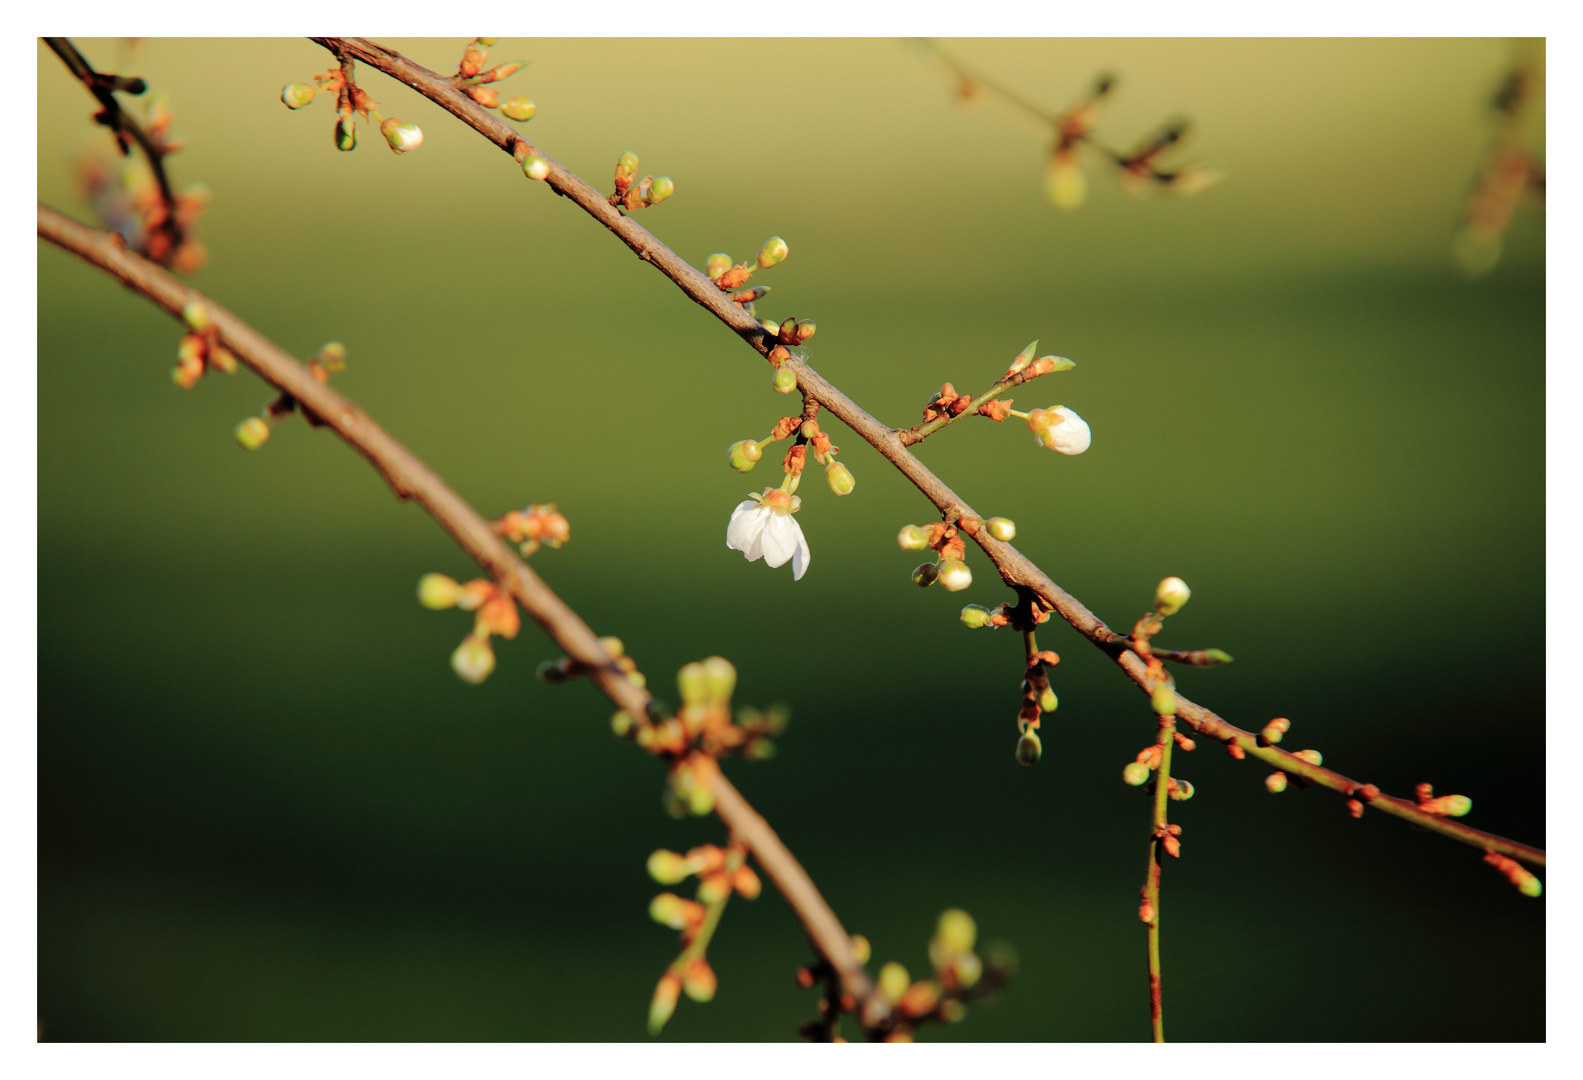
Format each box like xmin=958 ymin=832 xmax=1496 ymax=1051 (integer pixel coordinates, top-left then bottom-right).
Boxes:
xmin=1028 ymin=406 xmax=1092 ymax=455
xmin=726 ymin=488 xmax=810 ymax=581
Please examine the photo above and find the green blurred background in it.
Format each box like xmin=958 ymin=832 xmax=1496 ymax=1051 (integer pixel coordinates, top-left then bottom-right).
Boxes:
xmin=37 ymin=38 xmax=1543 ymax=1041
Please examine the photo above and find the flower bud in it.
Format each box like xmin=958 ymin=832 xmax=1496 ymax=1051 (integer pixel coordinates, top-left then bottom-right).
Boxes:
xmin=937 ymin=559 xmax=972 ymax=592
xmin=208 ymin=346 xmax=238 ymax=375
xmin=852 ymin=935 xmax=872 ymax=965
xmin=610 ymin=710 xmax=635 ymax=737
xmin=171 ymin=356 xmax=203 ymax=388
xmin=732 ymin=864 xmax=762 ymax=899
xmin=380 ymin=119 xmax=423 ymax=154
xmin=182 ymin=301 xmax=212 ymax=332
xmin=825 ymin=460 xmax=855 ymax=496
xmin=985 ymin=516 xmax=1016 ymax=542
xmin=683 ymin=958 xmax=717 ymax=1003
xmin=677 ymin=661 xmax=708 ymax=706
xmin=1261 ymin=718 xmax=1289 ymax=744
xmin=647 ymin=176 xmax=675 ymax=206
xmin=417 ymin=572 xmax=461 ymax=610
xmin=1039 ymin=687 xmax=1058 ymax=713
xmin=702 ymin=655 xmax=736 ymax=702
xmin=772 ymin=366 xmax=797 ymax=394
xmin=501 ymin=96 xmax=537 ymax=121
xmin=897 ymin=525 xmax=929 ymax=551
xmin=1422 ymin=794 xmax=1473 ymax=817
xmin=756 ymin=236 xmax=789 ymax=268
xmin=1265 ymin=771 xmax=1289 ymax=793
xmin=1123 ymin=761 xmax=1151 ymax=786
xmin=940 ymin=999 xmax=969 ymax=1023
xmin=451 ymin=634 xmax=496 ymax=684
xmin=778 ymin=318 xmax=799 ymax=345
xmin=647 ymin=849 xmax=694 ymax=884
xmin=935 ymin=909 xmax=977 ymax=954
xmin=522 ymin=154 xmax=550 ymax=181
xmin=281 ymin=83 xmax=316 ymax=109
xmin=1151 ymin=683 xmax=1176 ymax=716
xmin=648 ymin=974 xmax=680 ymax=1036
xmin=960 ymin=604 xmax=993 ymax=629
xmin=912 ymin=562 xmax=939 ymax=587
xmin=1155 ymin=576 xmax=1191 ymax=616
xmin=1029 ymin=405 xmax=1092 ymax=455
xmin=1016 ymin=729 xmax=1042 ymax=765
xmin=234 ymin=416 xmax=270 ymax=450
xmin=615 ymin=150 xmax=639 ymax=182
xmin=1293 ymin=749 xmax=1323 ymax=767
xmin=313 ymin=341 xmax=347 ymax=373
xmin=878 ymin=962 xmax=910 ymax=1003
xmin=794 ymin=319 xmax=817 ymax=343
xmin=334 ymin=117 xmax=356 ymax=152
xmin=705 ymin=252 xmax=733 ymax=280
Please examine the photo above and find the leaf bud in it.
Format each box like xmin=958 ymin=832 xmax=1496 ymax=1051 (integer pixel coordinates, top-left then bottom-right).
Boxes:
xmin=705 ymin=252 xmax=733 ymax=280
xmin=1044 ymin=355 xmax=1077 ymax=372
xmin=451 ymin=634 xmax=496 ymax=684
xmin=1008 ymin=340 xmax=1038 ymax=374
xmin=281 ymin=83 xmax=316 ymax=109
xmin=1155 ymin=576 xmax=1191 ymax=617
xmin=984 ymin=516 xmax=1016 ymax=542
xmin=960 ymin=604 xmax=993 ymax=629
xmin=500 ymin=96 xmax=537 ymax=122
xmin=937 ymin=559 xmax=973 ymax=592
xmin=898 ymin=525 xmax=929 ymax=551
xmin=1200 ymin=649 xmax=1234 ymax=666
xmin=878 ymin=962 xmax=911 ymax=1003
xmin=1265 ymin=772 xmax=1289 ymax=794
xmin=334 ymin=117 xmax=357 ymax=152
xmin=1123 ymin=761 xmax=1151 ymax=786
xmin=1039 ymin=687 xmax=1058 ymax=713
xmin=417 ymin=572 xmax=461 ymax=610
xmin=772 ymin=366 xmax=798 ymax=394
xmin=539 ymin=659 xmax=573 ymax=685
xmin=234 ymin=416 xmax=270 ymax=450
xmin=1150 ymin=683 xmax=1176 ymax=716
xmin=825 ymin=460 xmax=855 ymax=496
xmin=757 ymin=236 xmax=790 ymax=269
xmin=648 ymin=974 xmax=681 ymax=1036
xmin=522 ymin=154 xmax=551 ymax=181
xmin=1016 ymin=729 xmax=1042 ymax=765
xmin=646 ymin=176 xmax=675 ymax=206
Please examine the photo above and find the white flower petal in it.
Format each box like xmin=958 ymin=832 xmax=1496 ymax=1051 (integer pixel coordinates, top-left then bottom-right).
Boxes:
xmin=1047 ymin=406 xmax=1091 ymax=455
xmin=726 ymin=501 xmax=767 ymax=561
xmin=759 ymin=513 xmax=799 ymax=568
xmin=791 ymin=527 xmax=811 ymax=581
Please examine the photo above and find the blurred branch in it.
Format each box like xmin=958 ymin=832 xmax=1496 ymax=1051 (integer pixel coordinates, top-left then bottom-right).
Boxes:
xmin=35 ymin=200 xmax=888 ymax=1036
xmin=315 ymin=38 xmax=1545 ymax=872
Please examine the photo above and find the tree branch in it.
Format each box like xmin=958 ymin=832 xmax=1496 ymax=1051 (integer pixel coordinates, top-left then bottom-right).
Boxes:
xmin=314 ymin=37 xmax=1545 ymax=871
xmin=36 ymin=200 xmax=886 ymax=1034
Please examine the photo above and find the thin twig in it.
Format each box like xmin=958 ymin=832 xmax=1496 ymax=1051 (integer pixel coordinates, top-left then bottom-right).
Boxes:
xmin=308 ymin=37 xmax=1546 ymax=872
xmin=36 ymin=200 xmax=887 ymax=1035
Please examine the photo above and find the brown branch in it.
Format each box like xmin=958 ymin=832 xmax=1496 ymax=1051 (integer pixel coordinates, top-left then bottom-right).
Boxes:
xmin=315 ymin=38 xmax=1546 ymax=872
xmin=36 ymin=200 xmax=886 ymax=1035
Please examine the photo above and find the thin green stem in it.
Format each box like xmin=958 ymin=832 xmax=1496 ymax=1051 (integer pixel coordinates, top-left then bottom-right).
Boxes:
xmin=1145 ymin=714 xmax=1176 ymax=1043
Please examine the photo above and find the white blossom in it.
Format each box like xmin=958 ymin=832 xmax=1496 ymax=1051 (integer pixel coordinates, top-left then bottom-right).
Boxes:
xmin=726 ymin=489 xmax=810 ymax=581
xmin=1033 ymin=406 xmax=1092 ymax=455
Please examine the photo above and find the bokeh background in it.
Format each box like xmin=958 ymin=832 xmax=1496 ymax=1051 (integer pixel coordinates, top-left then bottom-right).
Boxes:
xmin=37 ymin=38 xmax=1544 ymax=1041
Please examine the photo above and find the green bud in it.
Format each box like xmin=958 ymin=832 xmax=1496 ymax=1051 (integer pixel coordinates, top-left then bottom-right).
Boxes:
xmin=234 ymin=416 xmax=270 ymax=451
xmin=649 ymin=892 xmax=687 ymax=929
xmin=599 ymin=636 xmax=625 ymax=659
xmin=702 ymin=655 xmax=737 ymax=703
xmin=986 ymin=516 xmax=1016 ymax=542
xmin=523 ymin=154 xmax=551 ymax=181
xmin=772 ymin=366 xmax=798 ymax=394
xmin=647 ymin=176 xmax=675 ymax=206
xmin=501 ymin=96 xmax=537 ymax=122
xmin=695 ymin=874 xmax=730 ymax=905
xmin=1200 ymin=649 xmax=1234 ymax=666
xmin=1123 ymin=761 xmax=1151 ymax=786
xmin=940 ymin=999 xmax=968 ymax=1024
xmin=912 ymin=562 xmax=940 ymax=587
xmin=280 ymin=83 xmax=316 ymax=109
xmin=1441 ymin=795 xmax=1473 ymax=817
xmin=794 ymin=318 xmax=817 ymax=343
xmin=1293 ymin=749 xmax=1323 ymax=767
xmin=677 ymin=661 xmax=708 ymax=706
xmin=705 ymin=252 xmax=733 ymax=280
xmin=726 ymin=439 xmax=763 ymax=473
xmin=334 ymin=117 xmax=356 ymax=152
xmin=313 ymin=341 xmax=347 ymax=373
xmin=615 ymin=150 xmax=639 ymax=180
xmin=825 ymin=460 xmax=855 ymax=496
xmin=960 ymin=604 xmax=993 ymax=629
xmin=451 ymin=634 xmax=496 ymax=684
xmin=610 ymin=710 xmax=634 ymax=737
xmin=936 ymin=909 xmax=977 ymax=954
xmin=1265 ymin=772 xmax=1289 ymax=794
xmin=852 ymin=935 xmax=872 ymax=965
xmin=1151 ymin=683 xmax=1177 ymax=717
xmin=1519 ymin=873 xmax=1542 ymax=898
xmin=757 ymin=236 xmax=790 ymax=269
xmin=1155 ymin=576 xmax=1191 ymax=617
xmin=878 ymin=962 xmax=910 ymax=1003
xmin=182 ymin=301 xmax=211 ymax=332
xmin=477 ymin=38 xmax=499 ymax=47
xmin=1016 ymin=730 xmax=1042 ymax=765
xmin=417 ymin=572 xmax=461 ymax=610
xmin=898 ymin=525 xmax=929 ymax=551
xmin=686 ymin=782 xmax=715 ymax=816
xmin=937 ymin=559 xmax=973 ymax=593
xmin=648 ymin=976 xmax=680 ymax=1036
xmin=1047 ymin=355 xmax=1077 ymax=372
xmin=1039 ymin=687 xmax=1058 ymax=713
xmin=952 ymin=951 xmax=983 ymax=990
xmin=1008 ymin=340 xmax=1037 ymax=374
xmin=647 ymin=849 xmax=693 ymax=884
xmin=682 ymin=959 xmax=717 ymax=1003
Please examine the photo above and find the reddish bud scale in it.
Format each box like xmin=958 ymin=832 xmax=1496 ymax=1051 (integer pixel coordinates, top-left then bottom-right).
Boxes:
xmin=958 ymin=515 xmax=983 ymax=536
xmin=1173 ymin=732 xmax=1196 ymax=752
xmin=1164 ymin=835 xmax=1181 ymax=858
xmin=1226 ymin=742 xmax=1246 ymax=760
xmin=978 ymin=400 xmax=1013 ymax=422
xmin=716 ymin=265 xmax=754 ymax=290
xmin=1139 ymin=901 xmax=1156 ymax=925
xmin=469 ymin=86 xmax=499 ymax=108
xmin=476 ymin=594 xmax=521 ymax=639
xmin=767 ymin=344 xmax=791 ymax=367
xmin=1415 ymin=782 xmax=1435 ymax=803
xmin=1347 ymin=799 xmax=1365 ymax=818
xmin=898 ymin=981 xmax=939 ymax=1018
xmin=782 ymin=444 xmax=806 ymax=477
xmin=770 ymin=416 xmax=802 ymax=440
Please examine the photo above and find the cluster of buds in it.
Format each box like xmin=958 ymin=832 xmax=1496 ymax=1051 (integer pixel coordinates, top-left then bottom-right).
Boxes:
xmin=282 ymin=62 xmax=421 ymax=156
xmin=792 ymin=934 xmax=871 ymax=1043
xmin=450 ymin=38 xmax=535 ymax=120
xmin=491 ymin=502 xmax=569 ymax=557
xmin=1264 ymin=746 xmax=1322 ymax=794
xmin=908 ymin=342 xmax=1077 ymax=442
xmin=706 ymin=236 xmax=789 ymax=298
xmin=898 ymin=516 xmax=1005 ymax=594
xmin=646 ymin=840 xmax=761 ymax=1034
xmin=1122 ymin=737 xmax=1195 ymax=793
xmin=539 ymin=635 xmax=642 ymax=689
xmin=1414 ymin=782 xmax=1473 ymax=819
xmin=76 ymin=145 xmax=207 ymax=276
xmin=1013 ymin=645 xmax=1060 ymax=765
xmin=234 ymin=342 xmax=346 ymax=450
xmin=171 ymin=302 xmax=237 ymax=389
xmin=1483 ymin=852 xmax=1543 ymax=899
xmin=610 ymin=150 xmax=674 ymax=210
xmin=416 ymin=573 xmax=521 ymax=684
xmin=867 ymin=910 xmax=1015 ymax=1042
xmin=729 ymin=416 xmax=852 ymax=496
xmin=1129 ymin=577 xmax=1193 ymax=717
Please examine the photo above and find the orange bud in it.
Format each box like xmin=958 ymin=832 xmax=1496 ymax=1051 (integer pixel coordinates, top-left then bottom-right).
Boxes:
xmin=794 ymin=966 xmax=817 ymax=990
xmin=732 ymin=865 xmax=762 ymax=900
xmin=717 ymin=265 xmax=753 ymax=290
xmin=1347 ymin=799 xmax=1364 ymax=818
xmin=456 ymin=579 xmax=496 ymax=612
xmin=977 ymin=399 xmax=1012 ymax=422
